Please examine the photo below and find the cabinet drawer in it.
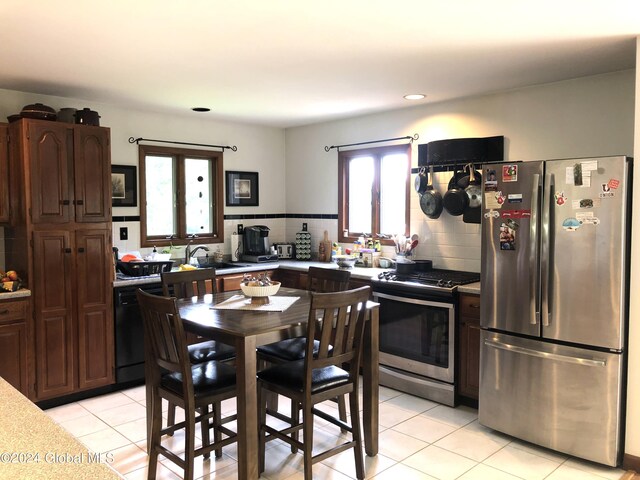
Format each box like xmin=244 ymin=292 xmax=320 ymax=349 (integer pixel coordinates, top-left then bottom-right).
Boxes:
xmin=0 ymin=300 xmax=28 ymax=324
xmin=221 ymin=274 xmax=244 ymax=291
xmin=459 ymin=294 xmax=480 ymax=318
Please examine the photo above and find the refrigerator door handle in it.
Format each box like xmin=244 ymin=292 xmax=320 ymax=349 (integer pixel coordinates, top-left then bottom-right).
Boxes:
xmin=529 ymin=173 xmax=541 ymax=324
xmin=483 ymin=339 xmax=606 ymax=367
xmin=540 ymin=172 xmax=554 ymax=327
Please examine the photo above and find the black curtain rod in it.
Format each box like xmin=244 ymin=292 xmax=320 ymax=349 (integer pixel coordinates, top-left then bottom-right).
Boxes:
xmin=128 ymin=137 xmax=238 ymax=152
xmin=324 ymin=133 xmax=419 ymax=152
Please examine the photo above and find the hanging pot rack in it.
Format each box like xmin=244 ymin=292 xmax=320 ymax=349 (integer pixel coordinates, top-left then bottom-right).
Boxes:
xmin=324 ymin=133 xmax=419 ymax=152
xmin=128 ymin=136 xmax=237 ymax=152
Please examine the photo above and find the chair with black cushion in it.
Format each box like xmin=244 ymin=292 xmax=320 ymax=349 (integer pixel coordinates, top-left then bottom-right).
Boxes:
xmin=257 ymin=286 xmax=371 ymax=480
xmin=136 ymin=289 xmax=237 ymax=480
xmin=160 ymin=269 xmax=236 ymax=431
xmin=257 ymin=267 xmax=351 ymax=431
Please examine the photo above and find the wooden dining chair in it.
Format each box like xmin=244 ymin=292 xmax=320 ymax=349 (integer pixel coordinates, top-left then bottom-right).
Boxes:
xmin=160 ymin=269 xmax=236 ymax=433
xmin=257 ymin=267 xmax=350 ymax=362
xmin=256 ymin=266 xmax=351 ymax=432
xmin=136 ymin=289 xmax=237 ymax=480
xmin=257 ymin=286 xmax=371 ymax=479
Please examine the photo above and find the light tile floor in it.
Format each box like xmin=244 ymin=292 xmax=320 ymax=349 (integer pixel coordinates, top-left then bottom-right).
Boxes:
xmin=43 ymin=384 xmax=627 ymax=480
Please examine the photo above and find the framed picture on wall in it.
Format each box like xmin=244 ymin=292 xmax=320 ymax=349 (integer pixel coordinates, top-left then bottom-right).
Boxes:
xmin=111 ymin=165 xmax=137 ymax=207
xmin=225 ymin=171 xmax=259 ymax=206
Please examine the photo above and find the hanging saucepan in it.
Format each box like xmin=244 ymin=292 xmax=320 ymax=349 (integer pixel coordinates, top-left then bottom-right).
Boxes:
xmin=464 ymin=163 xmax=482 ymax=208
xmin=414 ymin=167 xmax=428 ymax=194
xmin=443 ymin=167 xmax=469 ymax=216
xmin=419 ymin=166 xmax=443 ymax=219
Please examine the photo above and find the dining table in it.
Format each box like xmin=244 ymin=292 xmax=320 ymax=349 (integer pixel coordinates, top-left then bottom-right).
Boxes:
xmin=176 ymin=286 xmax=379 ymax=480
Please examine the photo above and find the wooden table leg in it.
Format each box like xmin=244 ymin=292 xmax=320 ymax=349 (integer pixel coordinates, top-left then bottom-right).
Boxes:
xmin=236 ymin=336 xmax=258 ymax=480
xmin=362 ymin=306 xmax=379 ymax=456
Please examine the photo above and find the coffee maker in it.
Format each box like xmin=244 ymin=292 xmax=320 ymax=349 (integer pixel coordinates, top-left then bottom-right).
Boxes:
xmin=241 ymin=225 xmax=279 ymax=263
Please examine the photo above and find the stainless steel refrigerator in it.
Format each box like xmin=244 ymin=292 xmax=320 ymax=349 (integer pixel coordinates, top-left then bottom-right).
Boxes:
xmin=479 ymin=155 xmax=631 ymax=467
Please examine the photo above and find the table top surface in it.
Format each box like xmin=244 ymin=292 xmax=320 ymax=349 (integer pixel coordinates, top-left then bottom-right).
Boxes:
xmin=177 ymin=287 xmax=378 ymax=340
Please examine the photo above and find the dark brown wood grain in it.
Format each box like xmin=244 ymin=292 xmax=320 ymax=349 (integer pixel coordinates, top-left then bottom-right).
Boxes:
xmin=176 ymin=287 xmax=380 ymax=480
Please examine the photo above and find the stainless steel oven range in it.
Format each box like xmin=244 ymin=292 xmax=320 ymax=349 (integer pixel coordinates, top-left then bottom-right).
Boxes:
xmin=372 ymin=269 xmax=480 ymax=406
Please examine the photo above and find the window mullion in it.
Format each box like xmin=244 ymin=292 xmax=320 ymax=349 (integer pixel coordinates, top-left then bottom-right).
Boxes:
xmin=176 ymin=155 xmax=186 ymax=238
xmin=372 ymin=155 xmax=381 ymax=236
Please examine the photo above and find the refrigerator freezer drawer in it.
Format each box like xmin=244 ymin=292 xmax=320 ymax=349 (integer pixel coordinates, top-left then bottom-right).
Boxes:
xmin=479 ymin=331 xmax=623 ymax=466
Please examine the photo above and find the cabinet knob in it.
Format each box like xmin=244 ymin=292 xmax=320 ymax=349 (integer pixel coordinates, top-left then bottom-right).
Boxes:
xmin=78 ymin=247 xmax=85 ymax=253
xmin=469 ymin=303 xmax=480 ymax=309
xmin=64 ymin=248 xmax=72 ymax=254
xmin=61 ymin=200 xmax=70 ymax=206
xmin=0 ymin=309 xmax=9 ymax=315
xmin=75 ymin=199 xmax=84 ymax=205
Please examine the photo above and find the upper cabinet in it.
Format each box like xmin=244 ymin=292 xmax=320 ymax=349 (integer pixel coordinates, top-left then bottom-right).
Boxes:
xmin=0 ymin=124 xmax=9 ymax=223
xmin=18 ymin=120 xmax=110 ymax=224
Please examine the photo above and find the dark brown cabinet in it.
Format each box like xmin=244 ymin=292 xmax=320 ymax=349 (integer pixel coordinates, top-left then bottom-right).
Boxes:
xmin=273 ymin=267 xmax=372 ymax=293
xmin=458 ymin=293 xmax=481 ymax=400
xmin=220 ymin=270 xmax=275 ymax=292
xmin=6 ymin=118 xmax=114 ymax=401
xmin=273 ymin=269 xmax=307 ymax=289
xmin=25 ymin=121 xmax=110 ymax=224
xmin=32 ymin=229 xmax=114 ymax=398
xmin=0 ymin=124 xmax=9 ymax=223
xmin=0 ymin=298 xmax=31 ymax=397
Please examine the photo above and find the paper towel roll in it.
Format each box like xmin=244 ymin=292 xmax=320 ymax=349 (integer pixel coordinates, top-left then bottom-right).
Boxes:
xmin=230 ymin=233 xmax=241 ymax=261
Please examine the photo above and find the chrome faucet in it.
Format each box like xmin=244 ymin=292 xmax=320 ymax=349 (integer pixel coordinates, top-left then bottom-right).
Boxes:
xmin=185 ymin=244 xmax=210 ymax=264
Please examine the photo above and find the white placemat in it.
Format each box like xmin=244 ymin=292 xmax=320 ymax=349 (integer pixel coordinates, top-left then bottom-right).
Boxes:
xmin=211 ymin=294 xmax=300 ymax=312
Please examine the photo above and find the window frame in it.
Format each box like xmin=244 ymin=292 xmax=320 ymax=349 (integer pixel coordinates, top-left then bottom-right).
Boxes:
xmin=139 ymin=144 xmax=224 ymax=248
xmin=337 ymin=144 xmax=411 ymax=245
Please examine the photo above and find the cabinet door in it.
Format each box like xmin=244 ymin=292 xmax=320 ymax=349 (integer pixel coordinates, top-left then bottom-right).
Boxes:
xmin=74 ymin=127 xmax=111 ymax=223
xmin=27 ymin=122 xmax=73 ymax=224
xmin=458 ymin=294 xmax=481 ymax=400
xmin=0 ymin=124 xmax=9 ymax=223
xmin=33 ymin=230 xmax=75 ymax=399
xmin=76 ymin=228 xmax=114 ymax=389
xmin=0 ymin=300 xmax=29 ymax=395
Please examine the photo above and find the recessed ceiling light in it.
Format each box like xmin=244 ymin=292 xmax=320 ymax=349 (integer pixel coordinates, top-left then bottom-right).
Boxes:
xmin=403 ymin=94 xmax=426 ymax=100
xmin=192 ymin=107 xmax=211 ymax=112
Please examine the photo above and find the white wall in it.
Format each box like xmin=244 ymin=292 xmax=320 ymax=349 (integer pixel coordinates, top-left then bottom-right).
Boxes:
xmin=285 ymin=70 xmax=635 ymax=270
xmin=0 ymin=89 xmax=286 ymax=260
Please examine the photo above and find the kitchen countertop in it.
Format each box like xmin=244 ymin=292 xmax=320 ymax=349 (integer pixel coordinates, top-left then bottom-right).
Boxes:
xmin=112 ymin=261 xmax=482 ymax=293
xmin=0 ymin=288 xmax=32 ymax=299
xmin=112 ymin=260 xmax=388 ymax=287
xmin=0 ymin=377 xmax=122 ymax=479
xmin=458 ymin=281 xmax=481 ymax=295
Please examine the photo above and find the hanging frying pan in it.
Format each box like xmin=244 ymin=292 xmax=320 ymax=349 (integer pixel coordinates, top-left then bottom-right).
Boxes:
xmin=443 ymin=167 xmax=469 ymax=216
xmin=414 ymin=167 xmax=428 ymax=194
xmin=464 ymin=164 xmax=482 ymax=208
xmin=419 ymin=166 xmax=443 ymax=219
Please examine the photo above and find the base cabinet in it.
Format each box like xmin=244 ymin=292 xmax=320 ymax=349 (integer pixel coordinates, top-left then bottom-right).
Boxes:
xmin=458 ymin=293 xmax=481 ymax=400
xmin=0 ymin=298 xmax=31 ymax=397
xmin=33 ymin=228 xmax=113 ymax=400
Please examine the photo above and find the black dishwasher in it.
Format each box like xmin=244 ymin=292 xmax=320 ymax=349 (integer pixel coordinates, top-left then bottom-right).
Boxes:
xmin=113 ymin=282 xmax=164 ymax=385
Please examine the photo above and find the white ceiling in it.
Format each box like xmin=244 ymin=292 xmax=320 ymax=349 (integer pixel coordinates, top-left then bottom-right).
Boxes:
xmin=0 ymin=1 xmax=638 ymax=128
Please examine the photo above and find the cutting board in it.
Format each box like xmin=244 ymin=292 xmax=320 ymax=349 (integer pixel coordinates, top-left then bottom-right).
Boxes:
xmin=319 ymin=230 xmax=332 ymax=262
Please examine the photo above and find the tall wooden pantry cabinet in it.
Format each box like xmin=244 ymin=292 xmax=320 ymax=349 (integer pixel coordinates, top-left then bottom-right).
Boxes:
xmin=6 ymin=118 xmax=114 ymax=401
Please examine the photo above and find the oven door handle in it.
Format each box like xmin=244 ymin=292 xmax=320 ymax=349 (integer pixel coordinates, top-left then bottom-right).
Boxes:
xmin=373 ymin=291 xmax=454 ymax=309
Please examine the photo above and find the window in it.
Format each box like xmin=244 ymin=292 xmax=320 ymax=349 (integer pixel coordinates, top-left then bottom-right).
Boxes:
xmin=139 ymin=145 xmax=224 ymax=247
xmin=338 ymin=144 xmax=411 ymax=243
